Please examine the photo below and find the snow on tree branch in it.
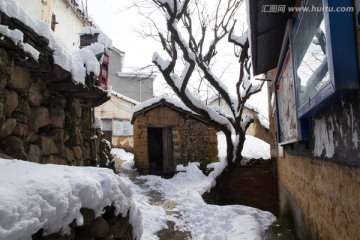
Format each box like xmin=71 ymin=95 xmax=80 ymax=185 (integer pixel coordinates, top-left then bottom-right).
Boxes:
xmin=147 ymin=0 xmax=266 ymax=166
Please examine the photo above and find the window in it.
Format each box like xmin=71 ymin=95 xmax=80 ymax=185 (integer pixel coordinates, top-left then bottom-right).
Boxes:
xmin=292 ymin=0 xmax=359 ymax=118
xmin=274 ymin=0 xmax=358 ymax=144
xmin=101 ymin=119 xmax=112 ymax=131
xmin=293 ymin=1 xmax=328 ymax=109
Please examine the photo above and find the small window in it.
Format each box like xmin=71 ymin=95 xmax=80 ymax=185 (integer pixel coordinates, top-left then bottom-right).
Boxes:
xmin=51 ymin=13 xmax=58 ymax=31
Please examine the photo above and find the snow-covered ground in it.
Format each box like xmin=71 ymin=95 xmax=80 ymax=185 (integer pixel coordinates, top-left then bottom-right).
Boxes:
xmin=0 ymin=134 xmax=273 ymax=240
xmin=0 ymin=159 xmax=140 ymax=240
xmin=113 ymin=133 xmax=275 ymax=240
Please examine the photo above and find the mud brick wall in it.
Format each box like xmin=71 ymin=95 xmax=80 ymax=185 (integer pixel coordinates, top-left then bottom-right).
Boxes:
xmin=205 ymin=159 xmax=278 ymax=216
xmin=278 ymin=153 xmax=360 ymax=240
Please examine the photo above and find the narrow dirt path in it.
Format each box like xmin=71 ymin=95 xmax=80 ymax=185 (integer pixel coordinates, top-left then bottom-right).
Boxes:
xmin=117 ymin=161 xmax=192 ymax=239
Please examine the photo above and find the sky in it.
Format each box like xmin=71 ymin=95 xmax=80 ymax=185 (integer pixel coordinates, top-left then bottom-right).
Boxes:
xmin=86 ymin=0 xmax=268 ymax=115
xmin=87 ymin=0 xmax=160 ymax=72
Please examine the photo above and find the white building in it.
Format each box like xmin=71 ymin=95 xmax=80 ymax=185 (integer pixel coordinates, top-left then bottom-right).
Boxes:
xmin=95 ymin=90 xmax=139 ymax=152
xmin=17 ymin=0 xmax=87 ymax=51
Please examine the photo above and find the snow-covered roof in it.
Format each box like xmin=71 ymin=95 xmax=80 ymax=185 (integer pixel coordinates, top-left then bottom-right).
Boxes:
xmin=117 ymin=72 xmax=157 ymax=80
xmin=0 ymin=158 xmax=137 ymax=239
xmin=111 ymin=90 xmax=140 ymax=105
xmin=80 ymin=26 xmax=113 ymax=49
xmin=110 ymin=46 xmax=125 ymax=56
xmin=131 ymin=95 xmax=208 ymax=124
xmin=0 ymin=0 xmax=101 ymax=85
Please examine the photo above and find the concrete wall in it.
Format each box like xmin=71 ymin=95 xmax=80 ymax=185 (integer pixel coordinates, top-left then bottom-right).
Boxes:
xmin=52 ymin=0 xmax=85 ymax=51
xmin=110 ymin=75 xmax=154 ymax=102
xmin=108 ymin=48 xmax=125 ymax=82
xmin=133 ymin=106 xmax=218 ymax=173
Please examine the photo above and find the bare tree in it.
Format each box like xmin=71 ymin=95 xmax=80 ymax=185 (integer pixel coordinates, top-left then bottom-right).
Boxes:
xmin=143 ymin=0 xmax=263 ymax=166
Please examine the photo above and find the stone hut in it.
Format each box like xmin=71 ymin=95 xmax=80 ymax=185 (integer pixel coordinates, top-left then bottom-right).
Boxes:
xmin=131 ymin=96 xmax=218 ymax=175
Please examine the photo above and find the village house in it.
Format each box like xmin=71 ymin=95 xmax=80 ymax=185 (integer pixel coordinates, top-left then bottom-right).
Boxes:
xmin=17 ymin=0 xmax=89 ymax=51
xmin=247 ymin=0 xmax=360 ymax=238
xmin=94 ymin=45 xmax=156 ymax=152
xmin=209 ymin=95 xmax=271 ymax=143
xmin=95 ymin=90 xmax=139 ymax=152
xmin=131 ymin=96 xmax=218 ymax=175
xmin=106 ymin=41 xmax=156 ymax=103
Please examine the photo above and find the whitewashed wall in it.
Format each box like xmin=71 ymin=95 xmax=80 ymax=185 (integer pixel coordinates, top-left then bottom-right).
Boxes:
xmin=17 ymin=0 xmax=85 ymax=51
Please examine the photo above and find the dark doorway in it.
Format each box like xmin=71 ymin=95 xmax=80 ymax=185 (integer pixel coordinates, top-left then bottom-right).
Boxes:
xmin=148 ymin=127 xmax=173 ymax=175
xmin=103 ymin=131 xmax=112 ymax=144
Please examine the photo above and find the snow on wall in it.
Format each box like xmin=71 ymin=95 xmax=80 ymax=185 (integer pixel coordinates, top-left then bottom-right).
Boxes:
xmin=0 ymin=158 xmax=138 ymax=239
xmin=0 ymin=0 xmax=102 ymax=85
xmin=0 ymin=25 xmax=40 ymax=61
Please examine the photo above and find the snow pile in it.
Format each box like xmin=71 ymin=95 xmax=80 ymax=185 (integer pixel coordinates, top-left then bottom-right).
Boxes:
xmin=80 ymin=26 xmax=113 ymax=49
xmin=217 ymin=132 xmax=270 ymax=160
xmin=0 ymin=24 xmax=40 ymax=60
xmin=0 ymin=159 xmax=137 ymax=239
xmin=0 ymin=0 xmax=103 ymax=85
xmin=111 ymin=148 xmax=135 ymax=171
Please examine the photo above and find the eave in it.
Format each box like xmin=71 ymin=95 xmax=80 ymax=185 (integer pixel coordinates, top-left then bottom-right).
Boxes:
xmin=248 ymin=0 xmax=295 ymax=75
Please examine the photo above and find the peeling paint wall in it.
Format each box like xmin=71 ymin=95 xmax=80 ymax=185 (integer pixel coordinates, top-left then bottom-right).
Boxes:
xmin=278 ymin=93 xmax=360 ymax=239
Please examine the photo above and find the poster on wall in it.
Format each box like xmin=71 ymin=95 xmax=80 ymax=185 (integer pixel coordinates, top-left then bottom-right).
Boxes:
xmin=101 ymin=119 xmax=112 ymax=131
xmin=275 ymin=50 xmax=299 ymax=144
xmin=113 ymin=120 xmax=133 ymax=136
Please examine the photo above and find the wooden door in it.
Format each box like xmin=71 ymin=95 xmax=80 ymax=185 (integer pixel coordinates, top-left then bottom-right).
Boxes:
xmin=162 ymin=127 xmax=174 ymax=173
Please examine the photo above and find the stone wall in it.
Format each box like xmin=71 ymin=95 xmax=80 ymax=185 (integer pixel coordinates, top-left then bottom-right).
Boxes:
xmin=32 ymin=206 xmax=133 ymax=240
xmin=0 ymin=13 xmax=110 ymax=167
xmin=0 ymin=53 xmax=91 ymax=165
xmin=133 ymin=105 xmax=218 ymax=173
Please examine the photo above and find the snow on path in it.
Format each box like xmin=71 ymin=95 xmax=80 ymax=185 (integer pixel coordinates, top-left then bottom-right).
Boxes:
xmin=112 ymin=134 xmax=275 ymax=240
